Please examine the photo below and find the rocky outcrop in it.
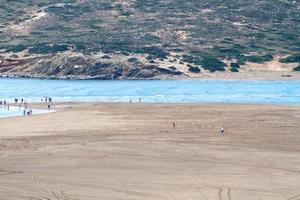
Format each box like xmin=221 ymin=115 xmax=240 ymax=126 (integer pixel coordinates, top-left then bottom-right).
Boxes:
xmin=0 ymin=52 xmax=184 ymax=80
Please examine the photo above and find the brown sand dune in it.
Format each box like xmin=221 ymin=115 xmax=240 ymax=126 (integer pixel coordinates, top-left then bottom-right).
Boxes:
xmin=0 ymin=103 xmax=300 ymax=200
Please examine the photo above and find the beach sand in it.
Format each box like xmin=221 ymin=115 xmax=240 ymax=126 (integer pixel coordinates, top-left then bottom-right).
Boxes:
xmin=0 ymin=103 xmax=300 ymax=200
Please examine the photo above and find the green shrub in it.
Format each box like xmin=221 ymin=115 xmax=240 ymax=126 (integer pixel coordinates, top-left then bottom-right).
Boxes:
xmin=169 ymin=66 xmax=176 ymax=71
xmin=201 ymin=58 xmax=227 ymax=72
xmin=74 ymin=42 xmax=86 ymax=51
xmin=237 ymin=56 xmax=246 ymax=65
xmin=293 ymin=65 xmax=300 ymax=71
xmin=245 ymin=54 xmax=273 ymax=63
xmin=29 ymin=43 xmax=68 ymax=54
xmin=181 ymin=55 xmax=202 ymax=65
xmin=127 ymin=57 xmax=138 ymax=63
xmin=5 ymin=44 xmax=27 ymax=52
xmin=230 ymin=68 xmax=239 ymax=72
xmin=101 ymin=55 xmax=111 ymax=59
xmin=141 ymin=46 xmax=169 ymax=59
xmin=280 ymin=53 xmax=300 ymax=63
xmin=230 ymin=63 xmax=240 ymax=68
xmin=188 ymin=65 xmax=201 ymax=73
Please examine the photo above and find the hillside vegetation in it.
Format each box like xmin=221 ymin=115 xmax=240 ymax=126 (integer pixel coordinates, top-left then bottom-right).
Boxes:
xmin=0 ymin=0 xmax=299 ymax=79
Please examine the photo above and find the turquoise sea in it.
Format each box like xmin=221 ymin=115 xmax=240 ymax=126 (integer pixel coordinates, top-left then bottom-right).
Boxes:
xmin=1 ymin=78 xmax=300 ymax=118
xmin=1 ymin=78 xmax=300 ymax=103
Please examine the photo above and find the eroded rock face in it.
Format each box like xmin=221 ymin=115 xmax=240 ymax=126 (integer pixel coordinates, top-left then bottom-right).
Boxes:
xmin=0 ymin=52 xmax=184 ymax=80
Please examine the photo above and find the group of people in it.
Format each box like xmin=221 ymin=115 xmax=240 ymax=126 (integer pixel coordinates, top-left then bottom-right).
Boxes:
xmin=1 ymin=98 xmax=31 ymax=116
xmin=41 ymin=96 xmax=53 ymax=110
xmin=41 ymin=97 xmax=53 ymax=103
xmin=0 ymin=96 xmax=54 ymax=116
xmin=129 ymin=97 xmax=142 ymax=103
xmin=0 ymin=100 xmax=10 ymax=110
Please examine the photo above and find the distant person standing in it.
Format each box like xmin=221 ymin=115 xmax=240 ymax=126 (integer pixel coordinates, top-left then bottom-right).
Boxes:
xmin=139 ymin=97 xmax=142 ymax=103
xmin=48 ymin=104 xmax=51 ymax=110
xmin=220 ymin=127 xmax=224 ymax=134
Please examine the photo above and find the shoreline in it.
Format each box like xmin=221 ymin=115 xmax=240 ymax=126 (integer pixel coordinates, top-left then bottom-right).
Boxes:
xmin=2 ymin=102 xmax=300 ymax=121
xmin=1 ymin=71 xmax=300 ymax=81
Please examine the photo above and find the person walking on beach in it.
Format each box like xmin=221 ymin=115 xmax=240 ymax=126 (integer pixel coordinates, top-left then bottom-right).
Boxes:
xmin=220 ymin=127 xmax=224 ymax=134
xmin=48 ymin=104 xmax=51 ymax=110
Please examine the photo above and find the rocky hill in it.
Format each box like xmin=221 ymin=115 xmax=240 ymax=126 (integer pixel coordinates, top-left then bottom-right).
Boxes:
xmin=0 ymin=0 xmax=299 ymax=79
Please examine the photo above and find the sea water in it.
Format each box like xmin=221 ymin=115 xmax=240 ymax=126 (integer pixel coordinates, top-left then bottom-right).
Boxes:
xmin=0 ymin=78 xmax=299 ymax=104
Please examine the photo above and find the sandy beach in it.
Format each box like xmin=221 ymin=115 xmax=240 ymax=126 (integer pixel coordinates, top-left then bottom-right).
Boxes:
xmin=0 ymin=102 xmax=300 ymax=200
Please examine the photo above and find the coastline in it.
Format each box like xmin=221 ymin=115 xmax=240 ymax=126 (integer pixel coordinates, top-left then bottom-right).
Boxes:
xmin=1 ymin=70 xmax=300 ymax=81
xmin=2 ymin=101 xmax=300 ymax=121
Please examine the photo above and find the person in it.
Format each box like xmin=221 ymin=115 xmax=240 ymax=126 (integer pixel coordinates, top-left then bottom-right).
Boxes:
xmin=139 ymin=97 xmax=142 ymax=103
xmin=48 ymin=104 xmax=51 ymax=110
xmin=173 ymin=122 xmax=176 ymax=128
xmin=23 ymin=109 xmax=26 ymax=116
xmin=220 ymin=127 xmax=224 ymax=134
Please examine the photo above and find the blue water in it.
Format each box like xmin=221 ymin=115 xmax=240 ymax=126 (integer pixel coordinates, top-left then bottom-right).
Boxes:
xmin=0 ymin=78 xmax=299 ymax=105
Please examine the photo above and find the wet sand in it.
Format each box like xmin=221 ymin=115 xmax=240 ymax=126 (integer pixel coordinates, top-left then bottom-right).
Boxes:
xmin=0 ymin=102 xmax=300 ymax=200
